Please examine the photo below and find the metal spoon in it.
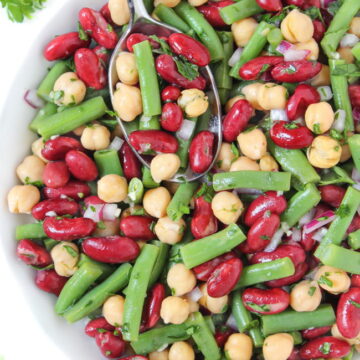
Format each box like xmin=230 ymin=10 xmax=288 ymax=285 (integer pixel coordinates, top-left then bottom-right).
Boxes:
xmin=108 ymin=0 xmax=222 ymax=182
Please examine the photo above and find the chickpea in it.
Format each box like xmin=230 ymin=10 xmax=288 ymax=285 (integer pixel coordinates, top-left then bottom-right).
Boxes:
xmin=116 ymin=52 xmax=139 ymax=86
xmin=231 ymin=18 xmax=258 ymax=47
xmin=230 ymin=156 xmax=260 ymax=171
xmin=257 ymin=83 xmax=288 ymax=110
xmin=16 ymin=155 xmax=45 ymax=184
xmin=108 ymin=0 xmax=130 ymax=25
xmin=237 ymin=128 xmax=267 ymax=160
xmin=307 ymin=136 xmax=342 ymax=169
xmin=31 ymin=137 xmax=48 ymax=162
xmin=199 ymin=284 xmax=229 ymax=314
xmin=102 ymin=295 xmax=125 ymax=327
xmin=331 ymin=324 xmax=360 ymax=346
xmin=225 ymin=95 xmax=245 ymax=113
xmin=350 ymin=17 xmax=360 ymax=37
xmin=73 ymin=124 xmax=87 ymax=136
xmin=295 ymin=38 xmax=319 ymax=60
xmin=7 ymin=185 xmax=40 ymax=214
xmin=150 ymin=154 xmax=181 ymax=183
xmin=314 ymin=265 xmax=351 ymax=294
xmin=154 ymin=0 xmax=180 ymax=7
xmin=167 ymin=264 xmax=196 ymax=296
xmin=224 ymin=333 xmax=253 ymax=360
xmin=260 ymin=153 xmax=279 ymax=172
xmin=177 ymin=89 xmax=208 ymax=118
xmin=242 ymin=83 xmax=264 ymax=111
xmin=263 ymin=333 xmax=294 ymax=360
xmin=310 ymin=65 xmax=331 ymax=87
xmin=340 ymin=143 xmax=352 ymax=162
xmin=290 ymin=280 xmax=322 ymax=312
xmin=216 ymin=143 xmax=236 ymax=171
xmin=113 ymin=83 xmax=142 ymax=122
xmin=183 ymin=297 xmax=199 ymax=313
xmin=81 ymin=124 xmax=111 ymax=151
xmin=188 ymin=0 xmax=207 ymax=5
xmin=338 ymin=47 xmax=354 ymax=64
xmin=51 ymin=242 xmax=79 ymax=277
xmin=305 ymin=102 xmax=335 ymax=134
xmin=97 ymin=174 xmax=128 ymax=203
xmin=93 ymin=219 xmax=120 ymax=237
xmin=52 ymin=72 xmax=86 ymax=106
xmin=160 ymin=296 xmax=190 ymax=324
xmin=154 ymin=216 xmax=186 ymax=245
xmin=149 ymin=350 xmax=169 ymax=360
xmin=211 ymin=191 xmax=243 ymax=225
xmin=169 ymin=342 xmax=194 ymax=360
xmin=281 ymin=9 xmax=314 ymax=43
xmin=143 ymin=187 xmax=171 ymax=218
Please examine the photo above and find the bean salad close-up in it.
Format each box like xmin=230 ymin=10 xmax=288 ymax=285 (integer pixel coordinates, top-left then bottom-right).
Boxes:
xmin=5 ymin=0 xmax=360 ymax=358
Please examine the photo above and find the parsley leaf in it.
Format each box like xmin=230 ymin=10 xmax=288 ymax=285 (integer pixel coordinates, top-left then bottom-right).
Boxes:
xmin=77 ymin=22 xmax=88 ymax=41
xmin=173 ymin=56 xmax=199 ymax=81
xmin=63 ymin=245 xmax=78 ymax=258
xmin=303 ymin=6 xmax=324 ymax=22
xmin=336 ymin=204 xmax=350 ymax=218
xmin=105 ymin=109 xmax=118 ymax=118
xmin=313 ymin=123 xmax=321 ymax=134
xmin=319 ymin=342 xmax=331 ymax=355
xmin=349 ymin=299 xmax=360 ymax=309
xmin=1 ymin=0 xmax=47 ymax=23
xmin=327 ymin=0 xmax=344 ymax=15
xmin=318 ymin=274 xmax=333 ymax=287
xmin=231 ymin=142 xmax=240 ymax=158
xmin=308 ymin=286 xmax=317 ymax=296
xmin=246 ymin=302 xmax=271 ymax=313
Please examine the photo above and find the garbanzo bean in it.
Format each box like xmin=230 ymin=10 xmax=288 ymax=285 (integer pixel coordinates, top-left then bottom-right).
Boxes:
xmin=199 ymin=284 xmax=228 ymax=314
xmin=143 ymin=187 xmax=171 ymax=218
xmin=211 ymin=191 xmax=243 ymax=225
xmin=305 ymin=102 xmax=335 ymax=134
xmin=150 ymin=154 xmax=181 ymax=183
xmin=295 ymin=38 xmax=319 ymax=60
xmin=242 ymin=83 xmax=264 ymax=110
xmin=340 ymin=143 xmax=352 ymax=162
xmin=257 ymin=83 xmax=288 ymax=110
xmin=188 ymin=0 xmax=207 ymax=5
xmin=97 ymin=174 xmax=128 ymax=203
xmin=307 ymin=136 xmax=342 ymax=168
xmin=167 ymin=264 xmax=196 ymax=296
xmin=154 ymin=216 xmax=186 ymax=245
xmin=154 ymin=0 xmax=180 ymax=7
xmin=224 ymin=333 xmax=253 ymax=360
xmin=160 ymin=296 xmax=190 ymax=324
xmin=108 ymin=0 xmax=130 ymax=25
xmin=113 ymin=83 xmax=142 ymax=122
xmin=51 ymin=242 xmax=79 ymax=277
xmin=259 ymin=153 xmax=279 ymax=172
xmin=331 ymin=324 xmax=360 ymax=345
xmin=81 ymin=124 xmax=111 ymax=151
xmin=116 ymin=52 xmax=139 ymax=86
xmin=230 ymin=156 xmax=260 ymax=171
xmin=7 ymin=185 xmax=40 ymax=214
xmin=183 ymin=296 xmax=199 ymax=313
xmin=338 ymin=47 xmax=355 ymax=64
xmin=281 ymin=9 xmax=314 ymax=43
xmin=31 ymin=137 xmax=48 ymax=162
xmin=263 ymin=333 xmax=294 ymax=360
xmin=93 ymin=219 xmax=120 ymax=237
xmin=216 ymin=143 xmax=236 ymax=171
xmin=314 ymin=265 xmax=351 ymax=294
xmin=237 ymin=128 xmax=267 ymax=160
xmin=16 ymin=155 xmax=45 ymax=184
xmin=53 ymin=72 xmax=86 ymax=106
xmin=310 ymin=65 xmax=331 ymax=87
xmin=149 ymin=350 xmax=169 ymax=360
xmin=102 ymin=295 xmax=125 ymax=326
xmin=169 ymin=342 xmax=195 ymax=360
xmin=231 ymin=17 xmax=258 ymax=47
xmin=290 ymin=280 xmax=322 ymax=312
xmin=350 ymin=17 xmax=360 ymax=37
xmin=177 ymin=89 xmax=208 ymax=118
xmin=225 ymin=95 xmax=245 ymax=113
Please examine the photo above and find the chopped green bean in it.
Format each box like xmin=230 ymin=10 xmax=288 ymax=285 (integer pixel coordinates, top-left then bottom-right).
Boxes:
xmin=176 ymin=117 xmax=198 ymax=169
xmin=128 ymin=177 xmax=144 ymax=204
xmin=267 ymin=28 xmax=283 ymax=47
xmin=148 ymin=240 xmax=170 ymax=289
xmin=94 ymin=149 xmax=123 ymax=177
xmin=16 ymin=223 xmax=46 ymax=240
xmin=219 ymin=0 xmax=263 ymax=25
xmin=77 ymin=254 xmax=115 ymax=282
xmin=142 ymin=166 xmax=159 ymax=188
xmin=43 ymin=238 xmax=58 ymax=251
xmin=29 ymin=102 xmax=58 ymax=132
xmin=348 ymin=134 xmax=360 ymax=172
xmin=348 ymin=229 xmax=360 ymax=250
xmin=139 ymin=115 xmax=160 ymax=130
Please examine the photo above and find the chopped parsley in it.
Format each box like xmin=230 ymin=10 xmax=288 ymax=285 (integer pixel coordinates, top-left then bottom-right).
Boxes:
xmin=308 ymin=286 xmax=317 ymax=296
xmin=77 ymin=21 xmax=88 ymax=41
xmin=63 ymin=245 xmax=78 ymax=258
xmin=246 ymin=302 xmax=271 ymax=313
xmin=336 ymin=204 xmax=350 ymax=218
xmin=349 ymin=299 xmax=360 ymax=309
xmin=319 ymin=342 xmax=331 ymax=355
xmin=318 ymin=274 xmax=333 ymax=287
xmin=312 ymin=123 xmax=321 ymax=134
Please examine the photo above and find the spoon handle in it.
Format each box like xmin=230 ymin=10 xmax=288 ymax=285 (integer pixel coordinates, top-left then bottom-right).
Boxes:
xmin=131 ymin=0 xmax=152 ymax=20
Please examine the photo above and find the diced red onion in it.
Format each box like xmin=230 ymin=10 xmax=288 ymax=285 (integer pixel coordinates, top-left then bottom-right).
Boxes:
xmin=340 ymin=34 xmax=359 ymax=48
xmin=188 ymin=287 xmax=202 ymax=302
xmin=317 ymin=86 xmax=333 ymax=101
xmin=228 ymin=47 xmax=243 ymax=67
xmin=225 ymin=314 xmax=238 ymax=330
xmin=353 ymin=107 xmax=360 ymax=124
xmin=45 ymin=211 xmax=57 ymax=217
xmin=83 ymin=204 xmax=104 ymax=222
xmin=291 ymin=228 xmax=302 ymax=242
xmin=108 ymin=136 xmax=124 ymax=151
xmin=176 ymin=119 xmax=196 ymax=141
xmin=102 ymin=204 xmax=119 ymax=221
xmin=276 ymin=40 xmax=293 ymax=55
xmin=264 ymin=228 xmax=285 ymax=252
xmin=24 ymin=89 xmax=45 ymax=109
xmin=332 ymin=109 xmax=346 ymax=132
xmin=284 ymin=49 xmax=310 ymax=62
xmin=139 ymin=143 xmax=151 ymax=153
xmin=260 ymin=71 xmax=273 ymax=82
xmin=303 ymin=210 xmax=336 ymax=234
xmin=299 ymin=208 xmax=316 ymax=226
xmin=270 ymin=109 xmax=288 ymax=122
xmin=312 ymin=227 xmax=328 ymax=242
xmin=235 ymin=188 xmax=263 ymax=195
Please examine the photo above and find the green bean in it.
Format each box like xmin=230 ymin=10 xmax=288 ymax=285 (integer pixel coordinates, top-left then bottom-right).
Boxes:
xmin=218 ymin=88 xmax=230 ymax=105
xmin=139 ymin=115 xmax=160 ymax=130
xmin=176 ymin=117 xmax=198 ymax=169
xmin=352 ymin=42 xmax=360 ymax=62
xmin=219 ymin=0 xmax=263 ymax=25
xmin=77 ymin=254 xmax=115 ymax=282
xmin=348 ymin=134 xmax=360 ymax=172
xmin=204 ymin=316 xmax=215 ymax=334
xmin=213 ymin=32 xmax=233 ymax=91
xmin=261 ymin=304 xmax=336 ymax=336
xmin=127 ymin=177 xmax=144 ymax=204
xmin=43 ymin=238 xmax=58 ymax=251
xmin=148 ymin=240 xmax=170 ymax=289
xmin=122 ymin=244 xmax=159 ymax=341
xmin=348 ymin=229 xmax=360 ymax=250
xmin=168 ymin=224 xmax=193 ymax=268
xmin=16 ymin=223 xmax=46 ymax=240
xmin=213 ymin=171 xmax=291 ymax=192
xmin=84 ymin=87 xmax=111 ymax=104
xmin=143 ymin=0 xmax=153 ymax=14
xmin=37 ymin=61 xmax=69 ymax=101
xmin=38 ymin=96 xmax=108 ymax=139
xmin=94 ymin=149 xmax=123 ymax=177
xmin=142 ymin=166 xmax=159 ymax=188
xmin=291 ymin=331 xmax=303 ymax=345
xmin=180 ymin=224 xmax=246 ymax=268
xmin=63 ymin=263 xmax=131 ymax=323
xmin=122 ymin=117 xmax=139 ymax=133
xmin=29 ymin=102 xmax=58 ymax=132
xmin=267 ymin=28 xmax=283 ymax=48
xmin=174 ymin=2 xmax=224 ymax=62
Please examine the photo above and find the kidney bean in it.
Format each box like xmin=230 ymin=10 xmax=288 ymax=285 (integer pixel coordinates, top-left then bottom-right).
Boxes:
xmin=270 ymin=121 xmax=314 ymax=149
xmin=215 ymin=327 xmax=233 ymax=347
xmin=84 ymin=195 xmax=106 ymax=207
xmin=193 ymin=252 xmax=236 ymax=281
xmin=100 ymin=3 xmax=115 ymax=26
xmin=313 ymin=20 xmax=326 ymax=42
xmin=302 ymin=0 xmax=321 ymax=8
xmin=82 ymin=235 xmax=140 ymax=263
xmin=244 ymin=191 xmax=287 ymax=227
xmin=43 ymin=217 xmax=96 ymax=241
xmin=319 ymin=185 xmax=346 ymax=208
xmin=43 ymin=180 xmax=91 ymax=200
xmin=74 ymin=48 xmax=107 ymax=90
xmin=284 ymin=0 xmax=304 ymax=5
xmin=191 ymin=195 xmax=218 ymax=239
xmin=271 ymin=61 xmax=322 ymax=83
xmin=286 ymin=84 xmax=320 ymax=121
xmin=287 ymin=348 xmax=301 ymax=360
xmin=93 ymin=45 xmax=109 ymax=65
xmin=35 ymin=269 xmax=68 ymax=296
xmin=267 ymin=262 xmax=309 ymax=287
xmin=120 ymin=357 xmax=148 ymax=360
xmin=189 ymin=131 xmax=215 ymax=174
xmin=207 ymin=258 xmax=243 ymax=297
xmin=301 ymin=326 xmax=331 ymax=340
xmin=197 ymin=1 xmax=235 ymax=28
xmin=222 ymin=99 xmax=254 ymax=142
xmin=16 ymin=239 xmax=52 ymax=267
xmin=156 ymin=54 xmax=206 ymax=90
xmin=242 ymin=288 xmax=290 ymax=315
xmin=42 ymin=161 xmax=70 ymax=188
xmin=300 ymin=230 xmax=317 ymax=252
xmin=300 ymin=336 xmax=351 ymax=359
xmin=32 ymin=198 xmax=79 ymax=220
xmin=119 ymin=216 xmax=155 ymax=241
xmin=141 ymin=283 xmax=165 ymax=331
xmin=126 ymin=33 xmax=159 ymax=52
xmin=351 ymin=274 xmax=360 ymax=287
xmin=349 ymin=85 xmax=360 ymax=107
xmin=160 ymin=103 xmax=183 ymax=132
xmin=161 ymin=86 xmax=181 ymax=102
xmin=85 ymin=317 xmax=115 ymax=337
xmin=239 ymin=56 xmax=283 ymax=80
xmin=95 ymin=331 xmax=126 ymax=359
xmin=255 ymin=0 xmax=282 ymax=11
xmin=42 ymin=136 xmax=82 ymax=161
xmin=129 ymin=130 xmax=179 ymax=154
xmin=65 ymin=150 xmax=98 ymax=181
xmin=347 ymin=214 xmax=360 ymax=234
xmin=119 ymin=142 xmax=141 ymax=181
xmin=43 ymin=32 xmax=90 ymax=61
xmin=79 ymin=8 xmax=118 ymax=49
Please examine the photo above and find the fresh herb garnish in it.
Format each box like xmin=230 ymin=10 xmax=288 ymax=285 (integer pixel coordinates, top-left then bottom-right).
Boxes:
xmin=308 ymin=286 xmax=317 ymax=296
xmin=246 ymin=302 xmax=271 ymax=313
xmin=349 ymin=299 xmax=360 ymax=309
xmin=1 ymin=0 xmax=47 ymax=23
xmin=319 ymin=342 xmax=331 ymax=355
xmin=77 ymin=21 xmax=88 ymax=41
xmin=336 ymin=204 xmax=350 ymax=218
xmin=318 ymin=274 xmax=333 ymax=287
xmin=63 ymin=245 xmax=78 ymax=258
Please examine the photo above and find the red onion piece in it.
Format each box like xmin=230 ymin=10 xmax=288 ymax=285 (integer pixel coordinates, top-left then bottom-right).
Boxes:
xmin=24 ymin=89 xmax=45 ymax=109
xmin=303 ymin=210 xmax=336 ymax=234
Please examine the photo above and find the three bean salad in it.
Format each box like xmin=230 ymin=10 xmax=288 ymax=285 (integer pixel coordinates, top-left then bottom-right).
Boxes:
xmin=6 ymin=0 xmax=360 ymax=358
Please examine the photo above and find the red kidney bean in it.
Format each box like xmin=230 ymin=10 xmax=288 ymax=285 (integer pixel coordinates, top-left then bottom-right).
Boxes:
xmin=141 ymin=283 xmax=165 ymax=331
xmin=189 ymin=130 xmax=215 ymax=173
xmin=42 ymin=161 xmax=70 ymax=189
xmin=286 ymin=84 xmax=320 ymax=121
xmin=74 ymin=48 xmax=107 ymax=90
xmin=319 ymin=185 xmax=346 ymax=208
xmin=191 ymin=195 xmax=218 ymax=239
xmin=43 ymin=217 xmax=96 ymax=241
xmin=302 ymin=0 xmax=320 ymax=8
xmin=168 ymin=33 xmax=211 ymax=67
xmin=267 ymin=262 xmax=309 ymax=287
xmin=207 ymin=258 xmax=243 ymax=297
xmin=43 ymin=32 xmax=90 ymax=61
xmin=239 ymin=56 xmax=283 ymax=80
xmin=349 ymin=85 xmax=360 ymax=107
xmin=270 ymin=121 xmax=314 ymax=149
xmin=255 ymin=0 xmax=282 ymax=11
xmin=351 ymin=274 xmax=360 ymax=287
xmin=160 ymin=103 xmax=183 ymax=132
xmin=300 ymin=230 xmax=317 ymax=252
xmin=121 ymin=357 xmax=148 ymax=360
xmin=156 ymin=54 xmax=206 ymax=90
xmin=299 ymin=336 xmax=351 ymax=359
xmin=129 ymin=130 xmax=179 ymax=154
xmin=222 ymin=99 xmax=254 ymax=142
xmin=126 ymin=33 xmax=159 ymax=52
xmin=84 ymin=195 xmax=106 ymax=206
xmin=79 ymin=8 xmax=118 ymax=49
xmin=42 ymin=136 xmax=82 ymax=161
xmin=35 ymin=269 xmax=68 ymax=296
xmin=271 ymin=60 xmax=322 ymax=83
xmin=65 ymin=150 xmax=98 ymax=181
xmin=119 ymin=215 xmax=155 ymax=241
xmin=93 ymin=45 xmax=110 ymax=65
xmin=301 ymin=326 xmax=331 ymax=340
xmin=313 ymin=20 xmax=326 ymax=42
xmin=347 ymin=213 xmax=360 ymax=234
xmin=85 ymin=317 xmax=115 ymax=337
xmin=82 ymin=235 xmax=140 ymax=263
xmin=215 ymin=327 xmax=233 ymax=347
xmin=17 ymin=239 xmax=52 ymax=267
xmin=32 ymin=198 xmax=79 ymax=220
xmin=242 ymin=288 xmax=290 ymax=315
xmin=284 ymin=0 xmax=304 ymax=5
xmin=197 ymin=0 xmax=235 ymax=28
xmin=193 ymin=252 xmax=236 ymax=281
xmin=95 ymin=331 xmax=126 ymax=358
xmin=119 ymin=142 xmax=142 ymax=181
xmin=43 ymin=180 xmax=91 ymax=200
xmin=100 ymin=3 xmax=115 ymax=26
xmin=244 ymin=191 xmax=287 ymax=227
xmin=161 ymin=86 xmax=181 ymax=102
xmin=287 ymin=348 xmax=301 ymax=360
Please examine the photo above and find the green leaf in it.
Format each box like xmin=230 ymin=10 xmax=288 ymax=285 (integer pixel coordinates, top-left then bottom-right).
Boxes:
xmin=63 ymin=245 xmax=78 ymax=258
xmin=319 ymin=342 xmax=331 ymax=355
xmin=246 ymin=302 xmax=271 ymax=313
xmin=1 ymin=0 xmax=47 ymax=23
xmin=318 ymin=275 xmax=333 ymax=288
xmin=308 ymin=286 xmax=316 ymax=296
xmin=327 ymin=0 xmax=344 ymax=15
xmin=77 ymin=21 xmax=88 ymax=41
xmin=303 ymin=6 xmax=324 ymax=22
xmin=349 ymin=299 xmax=360 ymax=309
xmin=336 ymin=204 xmax=351 ymax=218
xmin=173 ymin=56 xmax=199 ymax=81
xmin=319 ymin=166 xmax=355 ymax=186
xmin=231 ymin=142 xmax=240 ymax=158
